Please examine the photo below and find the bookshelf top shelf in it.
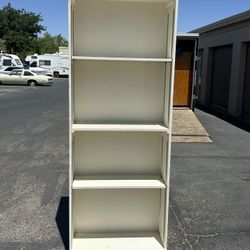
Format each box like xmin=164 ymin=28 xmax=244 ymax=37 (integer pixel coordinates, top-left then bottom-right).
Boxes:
xmin=72 ymin=0 xmax=173 ymax=4
xmin=72 ymin=124 xmax=169 ymax=133
xmin=72 ymin=56 xmax=172 ymax=63
xmin=73 ymin=175 xmax=166 ymax=189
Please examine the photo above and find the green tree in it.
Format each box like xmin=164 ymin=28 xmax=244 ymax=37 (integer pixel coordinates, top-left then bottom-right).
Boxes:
xmin=0 ymin=39 xmax=6 ymax=52
xmin=55 ymin=34 xmax=68 ymax=48
xmin=38 ymin=33 xmax=68 ymax=55
xmin=0 ymin=3 xmax=45 ymax=58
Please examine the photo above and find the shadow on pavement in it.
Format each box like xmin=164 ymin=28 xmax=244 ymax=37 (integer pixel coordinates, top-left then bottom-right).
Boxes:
xmin=56 ymin=196 xmax=69 ymax=250
xmin=0 ymin=83 xmax=51 ymax=87
xmin=196 ymin=103 xmax=250 ymax=133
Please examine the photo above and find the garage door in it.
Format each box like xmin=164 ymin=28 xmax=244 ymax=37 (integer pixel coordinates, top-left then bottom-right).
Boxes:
xmin=242 ymin=43 xmax=250 ymax=120
xmin=210 ymin=45 xmax=233 ymax=110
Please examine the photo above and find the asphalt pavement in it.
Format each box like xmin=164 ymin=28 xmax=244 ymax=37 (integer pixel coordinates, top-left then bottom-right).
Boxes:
xmin=0 ymin=80 xmax=69 ymax=250
xmin=169 ymin=108 xmax=250 ymax=249
xmin=0 ymin=79 xmax=249 ymax=250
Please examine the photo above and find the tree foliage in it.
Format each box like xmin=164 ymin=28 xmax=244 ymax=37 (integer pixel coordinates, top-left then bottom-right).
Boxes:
xmin=38 ymin=33 xmax=68 ymax=55
xmin=0 ymin=39 xmax=6 ymax=52
xmin=0 ymin=3 xmax=45 ymax=57
xmin=0 ymin=3 xmax=68 ymax=58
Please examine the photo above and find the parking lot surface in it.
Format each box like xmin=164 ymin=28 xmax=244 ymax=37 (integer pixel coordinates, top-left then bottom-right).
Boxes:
xmin=0 ymin=79 xmax=249 ymax=250
xmin=0 ymin=80 xmax=68 ymax=250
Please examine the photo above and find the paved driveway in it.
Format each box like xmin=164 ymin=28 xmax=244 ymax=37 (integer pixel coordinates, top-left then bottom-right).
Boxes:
xmin=169 ymin=109 xmax=250 ymax=249
xmin=0 ymin=80 xmax=249 ymax=249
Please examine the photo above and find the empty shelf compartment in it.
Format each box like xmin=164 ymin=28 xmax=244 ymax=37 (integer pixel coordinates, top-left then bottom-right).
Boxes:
xmin=73 ymin=60 xmax=171 ymax=124
xmin=73 ymin=232 xmax=165 ymax=250
xmin=73 ymin=189 xmax=165 ymax=234
xmin=73 ymin=132 xmax=167 ymax=176
xmin=72 ymin=0 xmax=174 ymax=58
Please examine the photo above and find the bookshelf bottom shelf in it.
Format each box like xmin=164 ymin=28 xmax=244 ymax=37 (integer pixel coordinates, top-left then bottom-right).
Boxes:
xmin=73 ymin=232 xmax=165 ymax=250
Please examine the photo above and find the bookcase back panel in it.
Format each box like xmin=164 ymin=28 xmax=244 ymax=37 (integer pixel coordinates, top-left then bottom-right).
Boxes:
xmin=73 ymin=0 xmax=169 ymax=57
xmin=74 ymin=189 xmax=161 ymax=233
xmin=74 ymin=132 xmax=162 ymax=175
xmin=74 ymin=61 xmax=166 ymax=124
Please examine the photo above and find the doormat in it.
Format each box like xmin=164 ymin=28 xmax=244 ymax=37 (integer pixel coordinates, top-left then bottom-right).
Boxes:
xmin=172 ymin=108 xmax=212 ymax=143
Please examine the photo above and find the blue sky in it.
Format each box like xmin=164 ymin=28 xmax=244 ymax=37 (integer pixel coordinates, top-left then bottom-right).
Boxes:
xmin=0 ymin=0 xmax=68 ymax=38
xmin=178 ymin=0 xmax=250 ymax=32
xmin=0 ymin=0 xmax=250 ymax=38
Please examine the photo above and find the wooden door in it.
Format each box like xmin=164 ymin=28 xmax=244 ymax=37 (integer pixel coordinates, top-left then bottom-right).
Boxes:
xmin=174 ymin=51 xmax=193 ymax=106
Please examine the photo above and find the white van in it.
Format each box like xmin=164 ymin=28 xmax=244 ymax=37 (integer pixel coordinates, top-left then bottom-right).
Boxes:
xmin=26 ymin=53 xmax=69 ymax=77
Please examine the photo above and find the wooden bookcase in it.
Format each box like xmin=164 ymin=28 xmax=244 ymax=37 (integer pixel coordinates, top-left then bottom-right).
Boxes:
xmin=69 ymin=0 xmax=178 ymax=249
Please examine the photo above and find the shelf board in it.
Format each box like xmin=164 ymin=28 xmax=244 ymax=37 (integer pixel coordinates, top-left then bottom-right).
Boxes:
xmin=73 ymin=232 xmax=165 ymax=250
xmin=72 ymin=0 xmax=171 ymax=4
xmin=73 ymin=175 xmax=166 ymax=189
xmin=72 ymin=124 xmax=169 ymax=133
xmin=72 ymin=56 xmax=172 ymax=63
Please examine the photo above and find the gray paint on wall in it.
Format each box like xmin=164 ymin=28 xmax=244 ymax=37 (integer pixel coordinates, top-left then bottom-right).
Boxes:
xmin=194 ymin=11 xmax=250 ymax=120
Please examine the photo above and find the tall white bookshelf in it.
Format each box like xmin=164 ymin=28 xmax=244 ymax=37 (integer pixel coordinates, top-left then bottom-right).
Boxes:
xmin=69 ymin=0 xmax=178 ymax=249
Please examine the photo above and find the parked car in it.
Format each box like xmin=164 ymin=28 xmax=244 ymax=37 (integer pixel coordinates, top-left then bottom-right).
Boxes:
xmin=0 ymin=66 xmax=23 ymax=75
xmin=0 ymin=69 xmax=54 ymax=86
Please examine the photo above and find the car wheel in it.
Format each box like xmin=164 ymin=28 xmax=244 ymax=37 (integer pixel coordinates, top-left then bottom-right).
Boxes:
xmin=53 ymin=71 xmax=60 ymax=78
xmin=27 ymin=80 xmax=37 ymax=87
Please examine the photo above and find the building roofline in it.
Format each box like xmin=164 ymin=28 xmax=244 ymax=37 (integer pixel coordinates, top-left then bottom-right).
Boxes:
xmin=192 ymin=10 xmax=250 ymax=34
xmin=177 ymin=32 xmax=199 ymax=40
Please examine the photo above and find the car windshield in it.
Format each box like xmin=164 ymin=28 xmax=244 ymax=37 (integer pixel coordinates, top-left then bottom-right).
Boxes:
xmin=30 ymin=61 xmax=37 ymax=67
xmin=15 ymin=59 xmax=22 ymax=65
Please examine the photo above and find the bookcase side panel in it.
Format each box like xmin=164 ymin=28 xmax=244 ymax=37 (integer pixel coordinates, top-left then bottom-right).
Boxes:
xmin=69 ymin=1 xmax=74 ymax=249
xmin=163 ymin=1 xmax=179 ymax=248
xmin=163 ymin=64 xmax=172 ymax=126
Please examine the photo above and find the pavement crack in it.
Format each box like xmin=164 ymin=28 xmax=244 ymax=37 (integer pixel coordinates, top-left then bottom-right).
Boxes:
xmin=192 ymin=236 xmax=200 ymax=246
xmin=188 ymin=231 xmax=250 ymax=238
xmin=188 ymin=232 xmax=250 ymax=248
xmin=236 ymin=176 xmax=250 ymax=183
xmin=169 ymin=204 xmax=194 ymax=250
xmin=172 ymin=155 xmax=250 ymax=160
